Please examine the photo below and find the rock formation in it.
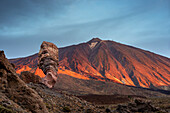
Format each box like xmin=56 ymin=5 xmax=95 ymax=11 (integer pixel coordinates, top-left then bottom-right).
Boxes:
xmin=38 ymin=41 xmax=59 ymax=88
xmin=116 ymin=99 xmax=159 ymax=113
xmin=20 ymin=71 xmax=41 ymax=84
xmin=0 ymin=51 xmax=48 ymax=113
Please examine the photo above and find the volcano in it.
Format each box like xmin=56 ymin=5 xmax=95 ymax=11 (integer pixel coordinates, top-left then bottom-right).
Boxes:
xmin=10 ymin=38 xmax=170 ymax=89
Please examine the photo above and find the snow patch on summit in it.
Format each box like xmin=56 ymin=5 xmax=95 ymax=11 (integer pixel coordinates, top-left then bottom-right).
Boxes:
xmin=89 ymin=42 xmax=98 ymax=49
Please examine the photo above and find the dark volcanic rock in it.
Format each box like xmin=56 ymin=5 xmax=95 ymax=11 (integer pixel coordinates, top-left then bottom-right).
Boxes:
xmin=0 ymin=51 xmax=48 ymax=113
xmin=116 ymin=99 xmax=159 ymax=113
xmin=28 ymin=83 xmax=105 ymax=113
xmin=38 ymin=41 xmax=59 ymax=88
xmin=20 ymin=71 xmax=41 ymax=84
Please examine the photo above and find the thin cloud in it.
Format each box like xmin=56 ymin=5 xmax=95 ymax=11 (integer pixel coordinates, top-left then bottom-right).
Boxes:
xmin=0 ymin=0 xmax=76 ymax=36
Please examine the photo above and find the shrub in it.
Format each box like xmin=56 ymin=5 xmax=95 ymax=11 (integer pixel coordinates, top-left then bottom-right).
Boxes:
xmin=62 ymin=106 xmax=71 ymax=112
xmin=0 ymin=105 xmax=14 ymax=113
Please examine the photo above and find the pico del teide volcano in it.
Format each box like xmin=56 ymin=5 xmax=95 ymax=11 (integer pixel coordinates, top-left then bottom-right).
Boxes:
xmin=10 ymin=38 xmax=170 ymax=89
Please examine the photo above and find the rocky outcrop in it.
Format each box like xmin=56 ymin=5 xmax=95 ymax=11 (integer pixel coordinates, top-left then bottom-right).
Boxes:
xmin=0 ymin=51 xmax=48 ymax=113
xmin=38 ymin=41 xmax=59 ymax=88
xmin=28 ymin=83 xmax=104 ymax=113
xmin=20 ymin=71 xmax=41 ymax=84
xmin=116 ymin=99 xmax=159 ymax=113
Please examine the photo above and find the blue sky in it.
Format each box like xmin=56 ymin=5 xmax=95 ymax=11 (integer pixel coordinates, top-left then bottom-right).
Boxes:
xmin=0 ymin=0 xmax=170 ymax=58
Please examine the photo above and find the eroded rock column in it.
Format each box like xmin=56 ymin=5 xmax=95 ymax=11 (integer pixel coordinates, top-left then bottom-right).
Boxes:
xmin=38 ymin=41 xmax=59 ymax=88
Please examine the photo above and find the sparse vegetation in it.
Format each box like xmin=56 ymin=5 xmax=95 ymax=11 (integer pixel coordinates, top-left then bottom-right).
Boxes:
xmin=0 ymin=105 xmax=14 ymax=113
xmin=85 ymin=108 xmax=93 ymax=113
xmin=105 ymin=108 xmax=111 ymax=112
xmin=62 ymin=106 xmax=71 ymax=112
xmin=45 ymin=103 xmax=51 ymax=109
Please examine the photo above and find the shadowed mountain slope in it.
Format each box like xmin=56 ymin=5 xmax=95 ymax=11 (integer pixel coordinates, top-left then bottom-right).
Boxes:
xmin=54 ymin=74 xmax=170 ymax=96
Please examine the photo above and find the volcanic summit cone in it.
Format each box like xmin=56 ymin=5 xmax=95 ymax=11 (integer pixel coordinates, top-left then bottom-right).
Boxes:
xmin=10 ymin=38 xmax=170 ymax=89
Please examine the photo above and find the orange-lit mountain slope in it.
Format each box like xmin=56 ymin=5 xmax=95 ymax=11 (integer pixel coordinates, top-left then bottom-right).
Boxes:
xmin=10 ymin=38 xmax=170 ymax=88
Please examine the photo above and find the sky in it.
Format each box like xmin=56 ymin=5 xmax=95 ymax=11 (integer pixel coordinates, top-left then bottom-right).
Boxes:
xmin=0 ymin=0 xmax=170 ymax=58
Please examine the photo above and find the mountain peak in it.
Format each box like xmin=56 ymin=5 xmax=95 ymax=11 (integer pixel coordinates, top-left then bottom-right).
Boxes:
xmin=10 ymin=39 xmax=170 ymax=89
xmin=88 ymin=38 xmax=102 ymax=43
xmin=87 ymin=38 xmax=102 ymax=49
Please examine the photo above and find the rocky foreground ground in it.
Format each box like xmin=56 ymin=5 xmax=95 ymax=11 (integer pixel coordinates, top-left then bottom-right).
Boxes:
xmin=28 ymin=83 xmax=170 ymax=113
xmin=1 ymin=81 xmax=170 ymax=113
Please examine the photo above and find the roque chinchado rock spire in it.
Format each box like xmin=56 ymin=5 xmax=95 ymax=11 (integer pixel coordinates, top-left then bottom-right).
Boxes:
xmin=38 ymin=41 xmax=59 ymax=88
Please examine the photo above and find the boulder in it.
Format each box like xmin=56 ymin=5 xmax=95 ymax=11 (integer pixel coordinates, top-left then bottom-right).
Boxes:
xmin=38 ymin=41 xmax=59 ymax=88
xmin=116 ymin=99 xmax=159 ymax=113
xmin=20 ymin=71 xmax=41 ymax=84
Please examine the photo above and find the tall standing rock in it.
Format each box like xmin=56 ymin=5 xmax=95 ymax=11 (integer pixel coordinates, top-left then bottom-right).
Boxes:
xmin=38 ymin=41 xmax=59 ymax=88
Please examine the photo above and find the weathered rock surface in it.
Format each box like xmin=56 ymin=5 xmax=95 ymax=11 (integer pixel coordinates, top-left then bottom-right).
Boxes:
xmin=38 ymin=41 xmax=59 ymax=88
xmin=28 ymin=83 xmax=105 ymax=113
xmin=116 ymin=99 xmax=160 ymax=113
xmin=0 ymin=51 xmax=48 ymax=113
xmin=20 ymin=71 xmax=41 ymax=84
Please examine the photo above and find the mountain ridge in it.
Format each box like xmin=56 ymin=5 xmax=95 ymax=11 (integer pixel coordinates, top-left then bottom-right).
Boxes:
xmin=9 ymin=38 xmax=170 ymax=89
